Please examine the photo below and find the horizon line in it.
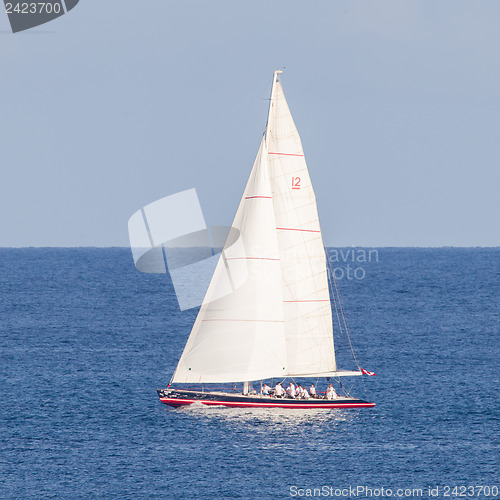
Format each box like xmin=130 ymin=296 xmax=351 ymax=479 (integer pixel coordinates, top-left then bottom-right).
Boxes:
xmin=0 ymin=245 xmax=499 ymax=250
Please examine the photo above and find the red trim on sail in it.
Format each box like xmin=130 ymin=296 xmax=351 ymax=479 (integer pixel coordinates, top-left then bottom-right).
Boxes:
xmin=276 ymin=227 xmax=321 ymax=233
xmin=268 ymin=152 xmax=304 ymax=157
xmin=245 ymin=196 xmax=272 ymax=199
xmin=226 ymin=257 xmax=280 ymax=261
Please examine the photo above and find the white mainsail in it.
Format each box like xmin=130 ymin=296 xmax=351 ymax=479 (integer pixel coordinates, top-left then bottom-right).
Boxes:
xmin=171 ymin=71 xmax=353 ymax=384
xmin=171 ymin=138 xmax=288 ymax=383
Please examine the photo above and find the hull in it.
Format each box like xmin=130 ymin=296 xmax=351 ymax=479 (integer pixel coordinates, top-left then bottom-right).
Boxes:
xmin=157 ymin=388 xmax=375 ymax=409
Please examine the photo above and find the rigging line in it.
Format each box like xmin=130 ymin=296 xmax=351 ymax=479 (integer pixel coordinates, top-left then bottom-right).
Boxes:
xmin=335 ymin=376 xmax=348 ymax=397
xmin=325 ymin=246 xmax=358 ymax=366
xmin=259 ymin=77 xmax=274 ymax=102
xmin=331 ymin=273 xmax=361 ymax=370
xmin=346 ymin=379 xmax=357 ymax=398
xmin=323 ymin=239 xmax=361 ymax=372
xmin=325 ymin=246 xmax=345 ymax=340
xmin=315 ymin=222 xmax=347 ymax=366
xmin=330 ymin=279 xmax=344 ymax=338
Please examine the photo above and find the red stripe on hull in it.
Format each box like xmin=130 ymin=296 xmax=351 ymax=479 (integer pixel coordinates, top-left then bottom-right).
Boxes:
xmin=160 ymin=398 xmax=375 ymax=409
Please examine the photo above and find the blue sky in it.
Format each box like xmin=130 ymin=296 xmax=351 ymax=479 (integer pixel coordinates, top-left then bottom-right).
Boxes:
xmin=1 ymin=1 xmax=499 ymax=246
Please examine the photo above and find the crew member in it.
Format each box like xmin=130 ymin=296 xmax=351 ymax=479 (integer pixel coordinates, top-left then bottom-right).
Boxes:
xmin=325 ymin=383 xmax=338 ymax=400
xmin=274 ymin=382 xmax=285 ymax=398
xmin=310 ymin=383 xmax=317 ymax=398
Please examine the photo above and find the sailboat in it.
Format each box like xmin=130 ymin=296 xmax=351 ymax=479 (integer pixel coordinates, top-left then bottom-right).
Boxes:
xmin=157 ymin=71 xmax=375 ymax=409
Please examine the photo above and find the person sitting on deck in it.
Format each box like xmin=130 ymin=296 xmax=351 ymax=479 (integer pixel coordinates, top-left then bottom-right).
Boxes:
xmin=262 ymin=383 xmax=271 ymax=395
xmin=309 ymin=383 xmax=317 ymax=398
xmin=286 ymin=381 xmax=296 ymax=398
xmin=274 ymin=382 xmax=285 ymax=398
xmin=325 ymin=384 xmax=338 ymax=400
xmin=299 ymin=386 xmax=310 ymax=399
xmin=295 ymin=384 xmax=302 ymax=398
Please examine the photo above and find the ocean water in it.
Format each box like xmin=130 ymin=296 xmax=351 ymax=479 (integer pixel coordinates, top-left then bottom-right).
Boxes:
xmin=1 ymin=248 xmax=498 ymax=499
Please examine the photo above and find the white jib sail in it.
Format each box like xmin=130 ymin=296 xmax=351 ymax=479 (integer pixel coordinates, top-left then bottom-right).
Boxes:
xmin=266 ymin=72 xmax=337 ymax=376
xmin=171 ymin=138 xmax=288 ymax=384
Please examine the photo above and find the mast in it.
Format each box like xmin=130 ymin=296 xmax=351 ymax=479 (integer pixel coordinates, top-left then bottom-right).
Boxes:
xmin=265 ymin=70 xmax=282 ymax=142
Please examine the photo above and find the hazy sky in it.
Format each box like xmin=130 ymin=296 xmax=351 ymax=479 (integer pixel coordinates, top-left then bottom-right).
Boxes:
xmin=1 ymin=1 xmax=499 ymax=247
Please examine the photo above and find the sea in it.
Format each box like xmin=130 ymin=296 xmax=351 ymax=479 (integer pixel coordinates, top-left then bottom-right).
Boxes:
xmin=1 ymin=248 xmax=499 ymax=499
